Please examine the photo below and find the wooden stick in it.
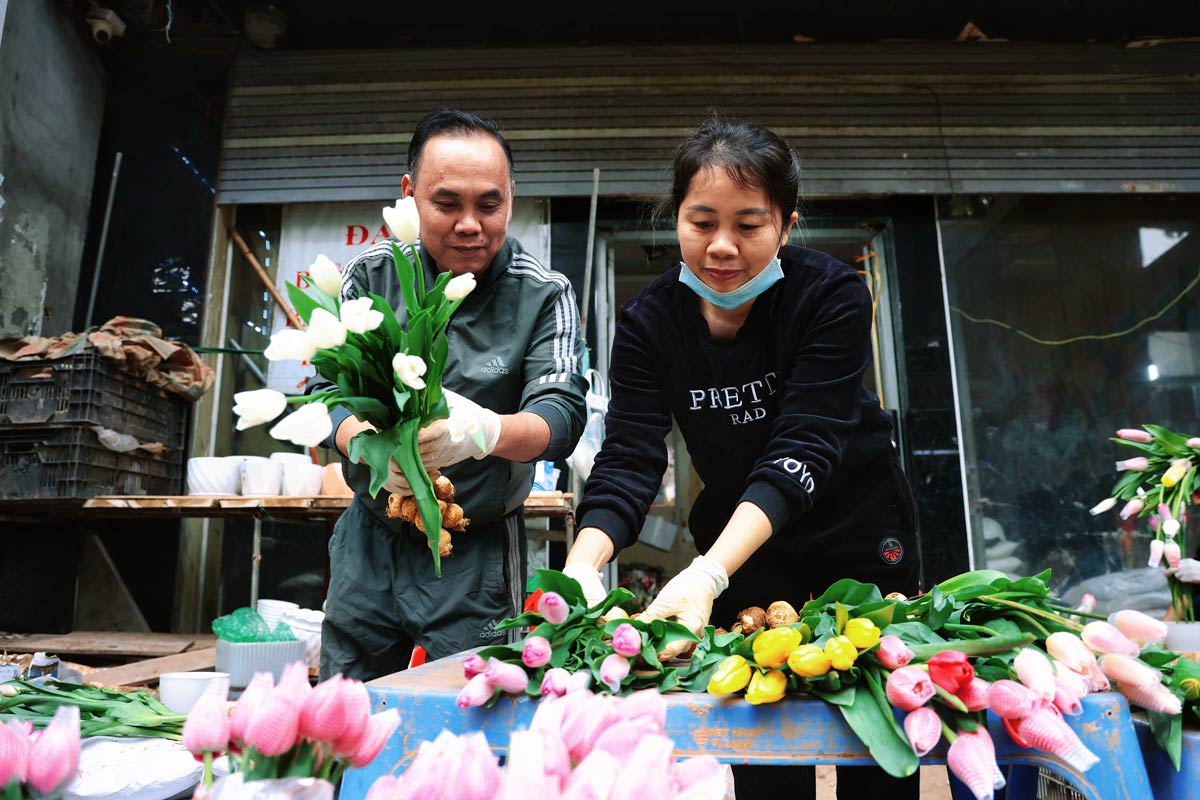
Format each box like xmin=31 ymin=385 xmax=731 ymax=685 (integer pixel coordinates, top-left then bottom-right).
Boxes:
xmin=229 ymin=226 xmax=305 ymax=330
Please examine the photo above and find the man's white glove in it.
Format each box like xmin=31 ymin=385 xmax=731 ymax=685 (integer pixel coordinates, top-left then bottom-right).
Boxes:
xmin=638 ymin=555 xmax=729 ymax=659
xmin=562 ymin=563 xmax=609 ymax=609
xmin=418 ymin=389 xmax=502 ymax=469
xmin=1167 ymin=558 xmax=1200 ymax=584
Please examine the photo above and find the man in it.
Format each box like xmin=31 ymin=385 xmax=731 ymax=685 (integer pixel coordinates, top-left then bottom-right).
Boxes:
xmin=317 ymin=108 xmax=587 ymax=681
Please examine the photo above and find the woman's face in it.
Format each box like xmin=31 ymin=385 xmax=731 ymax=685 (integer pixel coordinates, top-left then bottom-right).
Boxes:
xmin=676 ymin=166 xmax=797 ymax=293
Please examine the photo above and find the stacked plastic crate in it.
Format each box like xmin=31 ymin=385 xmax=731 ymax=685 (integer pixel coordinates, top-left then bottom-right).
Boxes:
xmin=0 ymin=353 xmax=188 ymax=500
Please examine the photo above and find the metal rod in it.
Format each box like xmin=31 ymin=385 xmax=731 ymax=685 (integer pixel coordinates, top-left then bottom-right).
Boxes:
xmin=580 ymin=168 xmax=600 ymax=330
xmin=251 ymin=517 xmax=262 ymax=610
xmin=229 ymin=227 xmax=305 ymax=330
xmin=227 ymin=337 xmax=267 ymax=385
xmin=85 ymin=152 xmax=122 ymax=327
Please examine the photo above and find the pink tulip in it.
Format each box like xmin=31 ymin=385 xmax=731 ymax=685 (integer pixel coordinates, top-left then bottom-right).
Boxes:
xmin=537 ymin=592 xmax=570 ymax=624
xmin=615 ymin=688 xmax=667 ymax=732
xmin=500 ymin=729 xmax=559 ymax=799
xmin=1013 ymin=648 xmax=1056 ymax=701
xmin=1119 ymin=498 xmax=1145 ymax=520
xmin=1076 ymin=594 xmax=1097 ymax=614
xmin=1117 ymin=428 xmax=1152 ymax=443
xmin=1187 ymin=437 xmax=1200 ymax=449
xmin=348 ymin=709 xmax=400 ymax=768
xmin=0 ymin=722 xmax=32 ymax=786
xmin=275 ymin=661 xmax=313 ymax=707
xmin=398 ymin=732 xmax=456 ymax=798
xmin=592 ymin=720 xmax=653 ymax=762
xmin=903 ymin=707 xmax=942 ymax=756
xmin=1046 ymin=633 xmax=1096 ymax=673
xmin=1081 ymin=621 xmax=1141 ymax=657
xmin=1116 ymin=457 xmax=1149 ymax=472
xmin=1148 ymin=539 xmax=1166 ymax=568
xmin=562 ymin=749 xmax=621 ymax=799
xmin=1150 ymin=515 xmax=1162 ymax=532
xmin=522 ymin=636 xmax=553 ymax=669
xmin=462 ymin=653 xmax=487 ymax=679
xmin=540 ymin=667 xmax=571 ymax=697
xmin=1084 ymin=661 xmax=1111 ymax=693
xmin=1118 ymin=681 xmax=1183 ymax=715
xmin=947 ymin=730 xmax=1000 ymax=800
xmin=229 ymin=672 xmax=273 ymax=743
xmin=1052 ymin=684 xmax=1083 ymax=716
xmin=530 ymin=693 xmax=567 ymax=737
xmin=1110 ymin=609 xmax=1168 ymax=646
xmin=1053 ymin=666 xmax=1089 ymax=699
xmin=955 ymin=677 xmax=991 ymax=712
xmin=365 ymin=774 xmax=400 ymax=800
xmin=987 ymin=680 xmax=1038 ymax=720
xmin=876 ymin=635 xmax=913 ymax=670
xmin=1158 ymin=503 xmax=1175 ymax=522
xmin=330 ymin=679 xmax=372 ymax=755
xmin=298 ymin=676 xmax=351 ymax=743
xmin=672 ymin=756 xmax=726 ymax=796
xmin=1099 ymin=654 xmax=1161 ymax=688
xmin=566 ymin=670 xmax=593 ymax=693
xmin=610 ymin=624 xmax=642 ymax=659
xmin=457 ymin=673 xmax=496 ymax=709
xmin=599 ymin=654 xmax=630 ymax=693
xmin=182 ymin=676 xmax=231 ymax=754
xmin=26 ymin=705 xmax=80 ymax=797
xmin=442 ymin=731 xmax=504 ymax=800
xmin=560 ymin=693 xmax=619 ymax=762
xmin=609 ymin=733 xmax=674 ymax=800
xmin=1016 ymin=706 xmax=1099 ymax=773
xmin=885 ymin=667 xmax=935 ymax=711
xmin=243 ymin=690 xmax=300 ymax=757
xmin=485 ymin=658 xmax=531 ymax=694
xmin=1165 ymin=540 xmax=1182 ymax=568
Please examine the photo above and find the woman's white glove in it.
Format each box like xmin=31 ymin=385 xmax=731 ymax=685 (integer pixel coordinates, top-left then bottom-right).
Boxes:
xmin=562 ymin=563 xmax=609 ymax=609
xmin=418 ymin=389 xmax=502 ymax=468
xmin=638 ymin=555 xmax=729 ymax=659
xmin=1167 ymin=558 xmax=1200 ymax=584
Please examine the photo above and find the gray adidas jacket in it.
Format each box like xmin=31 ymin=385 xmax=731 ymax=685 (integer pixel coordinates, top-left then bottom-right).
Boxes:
xmin=312 ymin=237 xmax=587 ymax=532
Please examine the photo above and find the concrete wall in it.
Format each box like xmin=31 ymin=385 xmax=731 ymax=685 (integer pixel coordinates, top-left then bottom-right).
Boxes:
xmin=0 ymin=0 xmax=104 ymax=338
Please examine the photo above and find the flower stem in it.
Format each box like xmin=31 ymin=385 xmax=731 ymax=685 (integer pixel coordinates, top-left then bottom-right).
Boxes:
xmin=203 ymin=751 xmax=213 ymax=788
xmin=940 ymin=719 xmax=959 ymax=744
xmin=978 ymin=595 xmax=1083 ymax=633
xmin=1044 ymin=604 xmax=1108 ymax=621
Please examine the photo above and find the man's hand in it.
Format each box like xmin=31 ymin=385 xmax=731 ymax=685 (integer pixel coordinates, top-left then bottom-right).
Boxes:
xmin=1167 ymin=558 xmax=1200 ymax=584
xmin=638 ymin=555 xmax=729 ymax=659
xmin=562 ymin=563 xmax=608 ymax=609
xmin=418 ymin=389 xmax=502 ymax=469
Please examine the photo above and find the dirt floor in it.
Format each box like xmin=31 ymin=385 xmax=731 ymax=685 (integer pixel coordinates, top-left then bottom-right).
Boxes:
xmin=815 ymin=765 xmax=952 ymax=799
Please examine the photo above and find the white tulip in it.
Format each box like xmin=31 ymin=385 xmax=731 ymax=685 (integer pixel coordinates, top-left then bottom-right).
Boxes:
xmin=306 ymin=307 xmax=347 ymax=350
xmin=392 ymin=353 xmax=428 ymax=390
xmin=263 ymin=328 xmax=317 ymax=362
xmin=1163 ymin=518 xmax=1181 ymax=538
xmin=1088 ymin=497 xmax=1117 ymax=516
xmin=444 ymin=272 xmax=477 ymax=302
xmin=383 ymin=197 xmax=421 ymax=245
xmin=269 ymin=402 xmax=333 ymax=448
xmin=447 ymin=404 xmax=481 ymax=443
xmin=232 ymin=389 xmax=288 ymax=430
xmin=340 ymin=296 xmax=384 ymax=334
xmin=308 ymin=254 xmax=343 ymax=296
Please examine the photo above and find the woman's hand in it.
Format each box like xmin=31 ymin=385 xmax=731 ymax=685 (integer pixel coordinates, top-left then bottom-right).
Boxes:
xmin=639 ymin=555 xmax=729 ymax=658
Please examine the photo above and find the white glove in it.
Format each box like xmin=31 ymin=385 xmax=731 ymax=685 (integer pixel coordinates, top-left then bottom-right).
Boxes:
xmin=417 ymin=389 xmax=502 ymax=469
xmin=382 ymin=463 xmax=439 ymax=497
xmin=638 ymin=555 xmax=729 ymax=659
xmin=1167 ymin=558 xmax=1200 ymax=583
xmin=562 ymin=563 xmax=608 ymax=609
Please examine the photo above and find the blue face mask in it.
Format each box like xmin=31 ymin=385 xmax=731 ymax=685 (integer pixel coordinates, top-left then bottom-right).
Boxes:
xmin=678 ymin=257 xmax=784 ymax=310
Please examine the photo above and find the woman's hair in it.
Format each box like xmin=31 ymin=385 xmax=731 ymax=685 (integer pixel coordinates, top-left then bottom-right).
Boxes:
xmin=658 ymin=113 xmax=800 ymax=228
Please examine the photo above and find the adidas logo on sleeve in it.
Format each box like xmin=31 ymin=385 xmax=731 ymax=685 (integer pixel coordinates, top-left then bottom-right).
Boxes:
xmin=481 ymin=355 xmax=510 ymax=375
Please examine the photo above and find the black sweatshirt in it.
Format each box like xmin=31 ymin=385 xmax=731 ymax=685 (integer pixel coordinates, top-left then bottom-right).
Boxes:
xmin=577 ymin=244 xmax=896 ymax=552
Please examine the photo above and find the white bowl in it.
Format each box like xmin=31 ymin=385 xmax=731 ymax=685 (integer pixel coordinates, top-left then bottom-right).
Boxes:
xmin=241 ymin=460 xmax=283 ymax=496
xmin=282 ymin=463 xmax=324 ymax=497
xmin=270 ymin=452 xmax=316 ymax=469
xmin=187 ymin=458 xmax=241 ymax=496
xmin=159 ymin=671 xmax=230 ymax=713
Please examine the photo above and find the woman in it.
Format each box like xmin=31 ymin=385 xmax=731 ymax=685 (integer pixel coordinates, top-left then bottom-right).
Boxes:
xmin=562 ymin=115 xmax=922 ymax=798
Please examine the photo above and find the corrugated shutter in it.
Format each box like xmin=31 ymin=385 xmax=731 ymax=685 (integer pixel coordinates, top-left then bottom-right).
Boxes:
xmin=218 ymin=43 xmax=1200 ymax=203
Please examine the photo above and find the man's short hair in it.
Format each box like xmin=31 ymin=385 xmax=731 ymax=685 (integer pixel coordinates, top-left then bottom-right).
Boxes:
xmin=407 ymin=108 xmax=515 ymax=181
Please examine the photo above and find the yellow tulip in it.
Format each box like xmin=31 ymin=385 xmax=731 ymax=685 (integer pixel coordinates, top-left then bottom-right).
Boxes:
xmin=787 ymin=644 xmax=832 ymax=678
xmin=1162 ymin=460 xmax=1190 ymax=488
xmin=752 ymin=627 xmax=803 ymax=668
xmin=745 ymin=669 xmax=788 ymax=705
xmin=707 ymin=655 xmax=752 ymax=695
xmin=844 ymin=618 xmax=881 ymax=650
xmin=824 ymin=635 xmax=858 ymax=671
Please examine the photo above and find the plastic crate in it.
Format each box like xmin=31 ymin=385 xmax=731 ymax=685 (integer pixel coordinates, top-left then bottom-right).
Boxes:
xmin=0 ymin=425 xmax=183 ymax=500
xmin=0 ymin=352 xmax=188 ymax=449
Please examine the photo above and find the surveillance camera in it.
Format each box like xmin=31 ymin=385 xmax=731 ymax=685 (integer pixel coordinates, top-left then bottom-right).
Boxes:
xmin=85 ymin=7 xmax=126 ymax=44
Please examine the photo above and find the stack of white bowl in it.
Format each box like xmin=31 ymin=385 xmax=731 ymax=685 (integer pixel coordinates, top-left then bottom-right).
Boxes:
xmin=280 ymin=607 xmax=325 ymax=669
xmin=256 ymin=599 xmax=299 ymax=634
xmin=187 ymin=452 xmax=326 ymax=497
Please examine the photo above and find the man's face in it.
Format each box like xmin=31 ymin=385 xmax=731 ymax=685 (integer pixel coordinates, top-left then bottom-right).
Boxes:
xmin=401 ymin=133 xmax=514 ymax=276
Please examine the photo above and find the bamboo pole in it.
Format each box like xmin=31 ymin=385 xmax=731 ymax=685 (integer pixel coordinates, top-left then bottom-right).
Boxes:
xmin=229 ymin=226 xmax=305 ymax=330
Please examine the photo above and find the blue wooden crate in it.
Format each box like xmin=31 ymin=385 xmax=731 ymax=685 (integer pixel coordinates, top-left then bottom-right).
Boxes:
xmin=1133 ymin=715 xmax=1200 ymax=800
xmin=342 ymin=651 xmax=1153 ymax=800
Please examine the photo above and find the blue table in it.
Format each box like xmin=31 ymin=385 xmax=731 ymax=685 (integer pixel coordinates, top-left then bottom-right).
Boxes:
xmin=342 ymin=652 xmax=1153 ymax=799
xmin=1133 ymin=715 xmax=1200 ymax=800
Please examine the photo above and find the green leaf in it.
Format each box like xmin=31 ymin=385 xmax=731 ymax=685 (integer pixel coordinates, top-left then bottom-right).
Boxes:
xmin=835 ymin=603 xmax=850 ymax=635
xmin=1148 ymin=709 xmax=1183 ymax=771
xmin=803 ymin=579 xmax=883 ymax=611
xmin=1146 ymin=424 xmax=1193 ymax=457
xmin=881 ymin=622 xmax=946 ymax=645
xmin=329 ymin=395 xmax=390 ymax=427
xmin=370 ymin=292 xmax=406 ymax=351
xmin=299 ymin=276 xmax=339 ymax=315
xmin=812 ymin=686 xmax=856 ymax=707
xmin=529 ymin=569 xmax=587 ymax=606
xmin=392 ymin=388 xmax=411 ymax=415
xmin=285 ymin=283 xmax=321 ymax=326
xmin=390 ymin=418 xmax=442 ymax=575
xmin=493 ymin=612 xmax=544 ymax=632
xmin=839 ymin=675 xmax=919 ymax=778
xmin=391 ymin=242 xmax=420 ymax=317
xmin=347 ymin=426 xmax=404 ymax=498
xmin=936 ymin=570 xmax=1008 ymax=596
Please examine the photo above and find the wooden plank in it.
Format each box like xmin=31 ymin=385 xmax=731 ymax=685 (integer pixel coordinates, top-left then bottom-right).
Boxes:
xmin=86 ymin=647 xmax=218 ymax=688
xmin=1 ymin=632 xmax=217 ymax=658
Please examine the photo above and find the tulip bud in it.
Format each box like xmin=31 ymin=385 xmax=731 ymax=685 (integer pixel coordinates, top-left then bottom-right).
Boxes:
xmin=987 ymin=679 xmax=1038 ymax=720
xmin=1046 ymin=633 xmax=1097 ymax=673
xmin=1099 ymin=654 xmax=1162 ymax=688
xmin=875 ymin=635 xmax=914 ymax=669
xmin=754 ymin=627 xmax=803 ymax=668
xmin=1187 ymin=437 xmax=1200 ymax=449
xmin=0 ymin=722 xmax=31 ymax=787
xmin=348 ymin=709 xmax=401 ymax=769
xmin=1089 ymin=497 xmax=1117 ymax=515
xmin=886 ymin=667 xmax=936 ymax=711
xmin=457 ymin=673 xmax=495 ymax=709
xmin=382 ymin=197 xmax=420 ymax=245
xmin=707 ymin=655 xmax=753 ymax=695
xmin=391 ymin=353 xmax=428 ymax=391
xmin=1162 ymin=459 xmax=1191 ymax=488
xmin=786 ymin=645 xmax=832 ymax=679
xmin=955 ymin=677 xmax=991 ymax=712
xmin=444 ymin=273 xmax=477 ymax=302
xmin=26 ymin=705 xmax=81 ymax=798
xmin=462 ymin=653 xmax=487 ymax=679
xmin=306 ymin=307 xmax=347 ymax=350
xmin=340 ymin=296 xmax=384 ymax=334
xmin=947 ymin=731 xmax=1001 ymax=800
xmin=844 ymin=618 xmax=881 ymax=649
xmin=232 ymin=389 xmax=288 ymax=431
xmin=263 ymin=328 xmax=318 ymax=362
xmin=1116 ymin=457 xmax=1149 ymax=472
xmin=521 ymin=636 xmax=553 ymax=669
xmin=1116 ymin=428 xmax=1152 ymax=443
xmin=485 ymin=658 xmax=531 ymax=695
xmin=540 ymin=667 xmax=571 ymax=698
xmin=745 ymin=669 xmax=788 ymax=705
xmin=927 ymin=650 xmax=974 ymax=694
xmin=1052 ymin=683 xmax=1083 ymax=716
xmin=1181 ymin=677 xmax=1200 ymax=701
xmin=1163 ymin=519 xmax=1181 ymax=539
xmin=1148 ymin=538 xmax=1166 ymax=568
xmin=182 ymin=676 xmax=231 ymax=754
xmin=1081 ymin=621 xmax=1141 ymax=657
xmin=610 ymin=623 xmax=642 ymax=659
xmin=1118 ymin=681 xmax=1184 ymax=715
xmin=330 ymin=679 xmax=372 ymax=756
xmin=308 ymin=254 xmax=343 ymax=296
xmin=1013 ymin=648 xmax=1056 ymax=701
xmin=1077 ymin=593 xmax=1097 ymax=614
xmin=229 ymin=672 xmax=273 ymax=744
xmin=599 ymin=653 xmax=631 ymax=693
xmin=1016 ymin=707 xmax=1099 ymax=774
xmin=903 ymin=707 xmax=942 ymax=757
xmin=243 ymin=690 xmax=301 ymax=757
xmin=1119 ymin=498 xmax=1145 ymax=520
xmin=1165 ymin=540 xmax=1182 ymax=568
xmin=298 ymin=676 xmax=351 ymax=743
xmin=269 ymin=402 xmax=333 ymax=448
xmin=823 ymin=636 xmax=858 ymax=671
xmin=1053 ymin=664 xmax=1089 ymax=699
xmin=537 ymin=591 xmax=570 ymax=624
xmin=1109 ymin=609 xmax=1168 ymax=646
